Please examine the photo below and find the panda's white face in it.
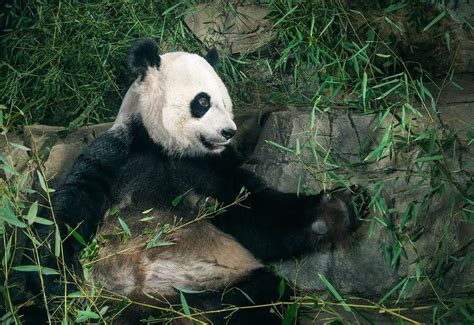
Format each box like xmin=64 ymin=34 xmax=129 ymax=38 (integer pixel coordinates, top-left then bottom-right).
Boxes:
xmin=117 ymin=48 xmax=236 ymax=157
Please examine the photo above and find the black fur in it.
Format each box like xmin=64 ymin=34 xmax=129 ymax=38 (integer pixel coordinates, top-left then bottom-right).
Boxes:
xmin=126 ymin=38 xmax=161 ymax=79
xmin=101 ymin=119 xmax=321 ymax=260
xmin=204 ymin=47 xmax=219 ymax=68
xmin=190 ymin=92 xmax=211 ymax=118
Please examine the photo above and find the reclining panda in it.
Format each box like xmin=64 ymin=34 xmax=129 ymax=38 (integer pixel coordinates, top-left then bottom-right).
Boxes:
xmin=40 ymin=38 xmax=363 ymax=323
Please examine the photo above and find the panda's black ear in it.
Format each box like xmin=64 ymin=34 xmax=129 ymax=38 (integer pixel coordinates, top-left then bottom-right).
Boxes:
xmin=204 ymin=48 xmax=219 ymax=68
xmin=127 ymin=38 xmax=161 ymax=80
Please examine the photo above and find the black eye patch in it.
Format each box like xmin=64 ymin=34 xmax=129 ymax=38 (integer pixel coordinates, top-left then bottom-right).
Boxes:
xmin=190 ymin=92 xmax=211 ymax=118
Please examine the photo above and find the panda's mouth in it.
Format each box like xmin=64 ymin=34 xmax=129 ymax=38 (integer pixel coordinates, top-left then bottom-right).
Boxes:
xmin=199 ymin=135 xmax=230 ymax=151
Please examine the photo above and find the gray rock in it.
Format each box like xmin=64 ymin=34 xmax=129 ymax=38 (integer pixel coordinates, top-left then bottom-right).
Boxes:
xmin=432 ymin=74 xmax=474 ymax=105
xmin=448 ymin=1 xmax=474 ymax=73
xmin=23 ymin=123 xmax=112 ymax=189
xmin=184 ymin=3 xmax=273 ymax=54
xmin=247 ymin=109 xmax=472 ymax=297
xmin=426 ymin=74 xmax=474 ymax=142
xmin=439 ymin=102 xmax=474 ymax=142
xmin=0 ymin=133 xmax=29 ymax=179
xmin=426 ymin=74 xmax=474 ymax=175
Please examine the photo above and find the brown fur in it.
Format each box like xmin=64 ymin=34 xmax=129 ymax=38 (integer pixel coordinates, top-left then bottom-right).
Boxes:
xmin=90 ymin=193 xmax=261 ymax=303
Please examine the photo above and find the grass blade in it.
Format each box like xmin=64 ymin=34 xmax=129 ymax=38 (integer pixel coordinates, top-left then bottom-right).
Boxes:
xmin=362 ymin=71 xmax=368 ymax=109
xmin=422 ymin=10 xmax=446 ymax=32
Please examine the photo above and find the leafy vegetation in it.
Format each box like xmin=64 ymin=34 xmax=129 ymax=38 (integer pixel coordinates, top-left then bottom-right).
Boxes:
xmin=1 ymin=0 xmax=473 ymax=323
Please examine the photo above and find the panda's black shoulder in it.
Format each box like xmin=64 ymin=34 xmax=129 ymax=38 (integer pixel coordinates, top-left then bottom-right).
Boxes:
xmin=127 ymin=117 xmax=163 ymax=154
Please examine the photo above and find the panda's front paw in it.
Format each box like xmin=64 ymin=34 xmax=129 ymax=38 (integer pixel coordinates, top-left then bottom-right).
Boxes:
xmin=309 ymin=185 xmax=368 ymax=241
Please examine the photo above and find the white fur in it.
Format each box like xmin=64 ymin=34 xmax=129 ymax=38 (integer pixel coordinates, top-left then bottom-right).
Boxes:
xmin=115 ymin=51 xmax=236 ymax=156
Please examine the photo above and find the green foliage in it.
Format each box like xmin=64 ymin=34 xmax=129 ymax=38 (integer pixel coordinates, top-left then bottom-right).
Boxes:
xmin=0 ymin=0 xmax=202 ymax=130
xmin=1 ymin=0 xmax=473 ymax=323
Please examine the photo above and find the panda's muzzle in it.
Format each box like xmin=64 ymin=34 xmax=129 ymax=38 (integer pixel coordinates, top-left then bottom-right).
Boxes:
xmin=199 ymin=133 xmax=233 ymax=151
xmin=199 ymin=135 xmax=227 ymax=150
xmin=221 ymin=127 xmax=236 ymax=140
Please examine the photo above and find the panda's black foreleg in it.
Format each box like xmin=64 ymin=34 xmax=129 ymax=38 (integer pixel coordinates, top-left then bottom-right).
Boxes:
xmin=215 ymin=203 xmax=321 ymax=261
xmin=49 ymin=130 xmax=131 ymax=257
xmin=215 ymin=168 xmax=366 ymax=261
xmin=186 ymin=268 xmax=294 ymax=325
xmin=24 ymin=130 xmax=132 ymax=296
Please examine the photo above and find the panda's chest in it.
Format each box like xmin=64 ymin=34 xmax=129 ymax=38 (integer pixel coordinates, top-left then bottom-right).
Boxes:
xmin=113 ymin=152 xmax=229 ymax=207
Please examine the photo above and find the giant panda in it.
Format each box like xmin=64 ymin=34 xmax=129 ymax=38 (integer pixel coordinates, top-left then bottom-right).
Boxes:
xmin=31 ymin=38 xmax=364 ymax=324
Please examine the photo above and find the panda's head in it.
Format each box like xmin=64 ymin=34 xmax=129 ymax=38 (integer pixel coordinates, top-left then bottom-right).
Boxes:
xmin=116 ymin=38 xmax=237 ymax=157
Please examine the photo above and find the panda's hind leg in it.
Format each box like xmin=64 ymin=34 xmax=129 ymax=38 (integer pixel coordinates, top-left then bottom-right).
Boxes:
xmin=185 ymin=268 xmax=294 ymax=325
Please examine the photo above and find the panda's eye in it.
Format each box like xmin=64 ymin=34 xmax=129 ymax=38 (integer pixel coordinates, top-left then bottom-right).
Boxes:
xmin=198 ymin=97 xmax=210 ymax=108
xmin=191 ymin=92 xmax=211 ymax=118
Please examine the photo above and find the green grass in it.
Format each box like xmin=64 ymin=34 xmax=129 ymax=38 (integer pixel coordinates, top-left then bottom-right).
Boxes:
xmin=1 ymin=0 xmax=473 ymax=323
xmin=0 ymin=1 xmax=203 ymax=130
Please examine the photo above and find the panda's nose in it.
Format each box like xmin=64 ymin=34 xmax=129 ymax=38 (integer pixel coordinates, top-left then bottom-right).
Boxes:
xmin=221 ymin=128 xmax=236 ymax=140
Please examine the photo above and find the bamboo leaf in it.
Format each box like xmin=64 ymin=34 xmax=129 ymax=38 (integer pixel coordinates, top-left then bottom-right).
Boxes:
xmin=146 ymin=224 xmax=171 ymax=249
xmin=310 ymin=106 xmax=316 ymax=129
xmin=9 ymin=142 xmax=30 ymax=151
xmin=161 ymin=2 xmax=182 ymax=16
xmin=384 ymin=16 xmax=404 ymax=33
xmin=391 ymin=241 xmax=403 ymax=268
xmin=362 ymin=71 xmax=368 ymax=108
xmin=273 ymin=4 xmax=299 ymax=27
xmin=27 ymin=201 xmax=38 ymax=225
xmin=265 ymin=140 xmax=294 ymax=154
xmin=33 ymin=217 xmax=54 ymax=226
xmin=172 ymin=189 xmax=192 ymax=207
xmin=416 ymin=155 xmax=444 ymax=162
xmin=139 ymin=216 xmax=155 ymax=222
xmin=180 ymin=291 xmax=191 ymax=316
xmin=37 ymin=171 xmax=54 ymax=193
xmin=2 ymin=236 xmax=13 ymax=267
xmin=118 ymin=217 xmax=131 ymax=238
xmin=99 ymin=306 xmax=109 ymax=316
xmin=0 ymin=207 xmax=27 ymax=228
xmin=55 ymin=226 xmax=61 ymax=257
xmin=76 ymin=310 xmax=100 ymax=322
xmin=66 ymin=225 xmax=86 ymax=246
xmin=282 ymin=303 xmax=298 ymax=325
xmin=2 ymin=164 xmax=19 ymax=176
xmin=318 ymin=273 xmax=351 ymax=312
xmin=378 ymin=278 xmax=407 ymax=304
xmin=415 ymin=263 xmax=422 ymax=281
xmin=174 ymin=287 xmax=206 ymax=294
xmin=279 ymin=278 xmax=286 ymax=298
xmin=445 ymin=32 xmax=451 ymax=52
xmin=376 ymin=83 xmax=402 ymax=100
xmin=12 ymin=264 xmax=59 ymax=275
